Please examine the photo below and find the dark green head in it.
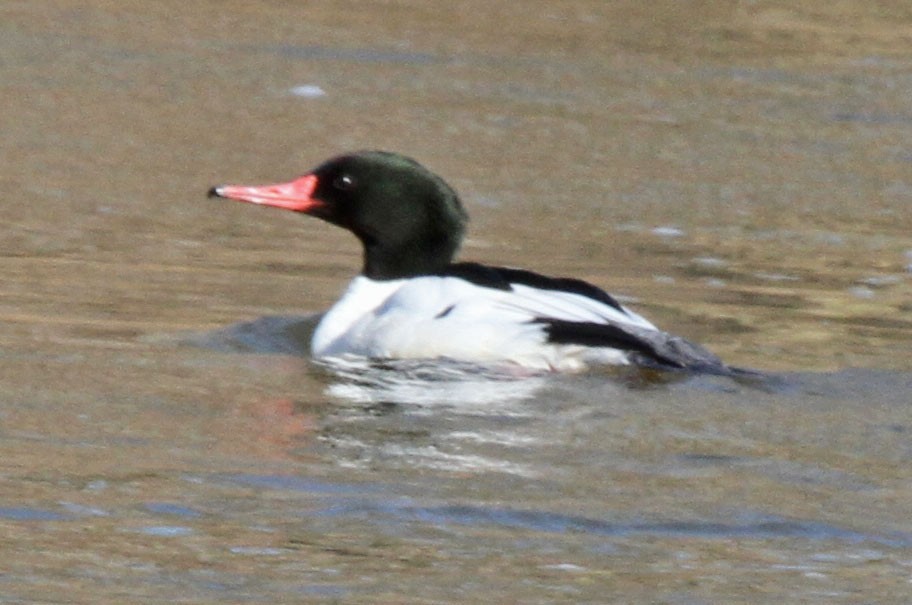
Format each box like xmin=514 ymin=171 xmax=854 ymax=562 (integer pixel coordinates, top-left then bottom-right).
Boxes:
xmin=211 ymin=151 xmax=469 ymax=280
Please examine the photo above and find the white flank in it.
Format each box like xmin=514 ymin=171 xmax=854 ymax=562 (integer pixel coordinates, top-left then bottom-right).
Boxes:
xmin=311 ymin=275 xmax=662 ymax=371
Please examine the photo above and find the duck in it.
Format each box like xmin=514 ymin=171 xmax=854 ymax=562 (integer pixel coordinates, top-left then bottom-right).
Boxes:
xmin=208 ymin=150 xmax=730 ymax=373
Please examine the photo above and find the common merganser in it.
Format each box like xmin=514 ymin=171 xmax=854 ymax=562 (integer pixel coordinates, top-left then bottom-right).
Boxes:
xmin=208 ymin=151 xmax=729 ymax=373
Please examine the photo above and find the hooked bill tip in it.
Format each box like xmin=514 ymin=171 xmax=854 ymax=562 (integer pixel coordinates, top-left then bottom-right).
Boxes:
xmin=207 ymin=186 xmax=223 ymax=199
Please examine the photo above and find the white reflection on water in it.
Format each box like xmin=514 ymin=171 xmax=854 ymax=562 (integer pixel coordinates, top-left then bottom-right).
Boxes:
xmin=317 ymin=356 xmax=548 ymax=413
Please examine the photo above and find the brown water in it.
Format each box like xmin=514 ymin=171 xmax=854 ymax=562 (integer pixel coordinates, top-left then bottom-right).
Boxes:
xmin=2 ymin=1 xmax=911 ymax=602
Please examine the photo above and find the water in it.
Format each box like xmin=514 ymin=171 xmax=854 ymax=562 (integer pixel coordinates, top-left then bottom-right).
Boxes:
xmin=2 ymin=2 xmax=911 ymax=603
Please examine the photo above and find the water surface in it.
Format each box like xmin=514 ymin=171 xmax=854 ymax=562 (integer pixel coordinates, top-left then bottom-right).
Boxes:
xmin=1 ymin=1 xmax=911 ymax=602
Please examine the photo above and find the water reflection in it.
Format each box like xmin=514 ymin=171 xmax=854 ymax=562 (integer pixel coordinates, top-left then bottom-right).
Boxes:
xmin=210 ymin=471 xmax=912 ymax=546
xmin=317 ymin=357 xmax=548 ymax=410
xmin=0 ymin=507 xmax=69 ymax=521
xmin=367 ymin=504 xmax=911 ymax=546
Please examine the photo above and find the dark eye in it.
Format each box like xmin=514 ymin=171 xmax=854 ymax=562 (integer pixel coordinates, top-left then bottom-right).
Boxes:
xmin=333 ymin=174 xmax=357 ymax=191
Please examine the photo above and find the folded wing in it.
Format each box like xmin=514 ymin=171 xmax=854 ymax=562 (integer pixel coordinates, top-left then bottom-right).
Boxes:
xmin=435 ymin=263 xmax=726 ymax=371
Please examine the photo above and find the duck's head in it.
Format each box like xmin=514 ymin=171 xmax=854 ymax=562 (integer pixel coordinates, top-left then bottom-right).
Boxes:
xmin=209 ymin=151 xmax=468 ymax=280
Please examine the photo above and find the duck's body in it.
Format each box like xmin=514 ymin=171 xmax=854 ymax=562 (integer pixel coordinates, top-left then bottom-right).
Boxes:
xmin=209 ymin=151 xmax=728 ymax=373
xmin=311 ymin=264 xmax=662 ymax=372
